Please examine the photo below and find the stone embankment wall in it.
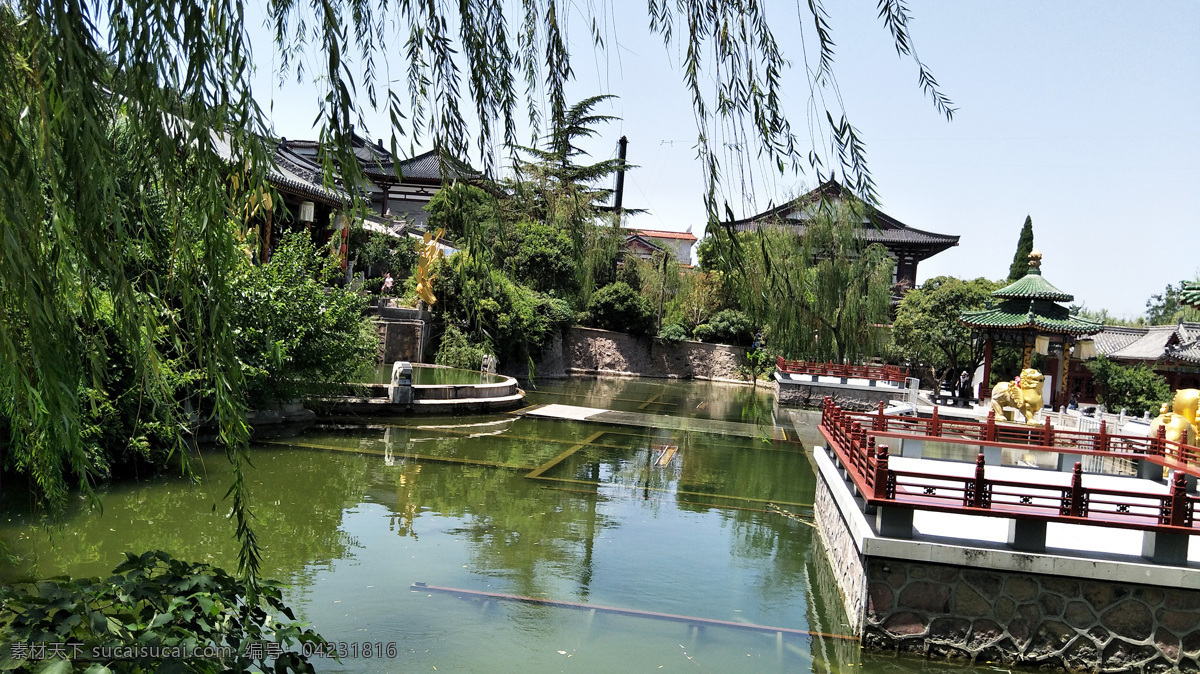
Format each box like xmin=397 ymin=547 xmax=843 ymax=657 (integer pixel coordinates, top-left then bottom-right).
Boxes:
xmin=813 ymin=448 xmax=1200 ymax=671
xmin=860 ymin=558 xmax=1200 ymax=671
xmin=518 ymin=327 xmax=747 ymax=381
xmin=373 ymin=306 xmax=433 ymax=364
xmin=776 ymin=378 xmax=905 ymax=410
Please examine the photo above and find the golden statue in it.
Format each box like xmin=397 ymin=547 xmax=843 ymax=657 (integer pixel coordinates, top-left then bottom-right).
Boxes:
xmin=1148 ymin=389 xmax=1199 ymax=446
xmin=991 ymin=368 xmax=1044 ymax=425
xmin=414 ymin=228 xmax=445 ymax=307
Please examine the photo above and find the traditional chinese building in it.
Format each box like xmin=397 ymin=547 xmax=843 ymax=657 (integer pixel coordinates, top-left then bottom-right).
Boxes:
xmin=1064 ymin=323 xmax=1200 ymax=402
xmin=285 ymin=133 xmax=480 ymax=227
xmin=728 ymin=179 xmax=959 ymax=288
xmin=960 ymin=251 xmax=1103 ymax=405
xmin=622 ymin=228 xmax=697 ymax=265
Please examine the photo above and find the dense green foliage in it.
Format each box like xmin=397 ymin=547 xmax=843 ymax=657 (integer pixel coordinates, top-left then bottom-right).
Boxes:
xmin=692 ymin=310 xmax=755 ymax=346
xmin=1085 ymin=356 xmax=1170 ymax=416
xmin=584 ymin=283 xmax=655 ymax=337
xmin=892 ymin=276 xmax=1000 ymax=390
xmin=1007 ymin=216 xmax=1035 ymax=282
xmin=495 ymin=221 xmax=581 ymax=296
xmin=432 ymin=255 xmax=573 ymax=365
xmin=0 ymin=551 xmax=325 ymax=673
xmin=233 ymin=233 xmax=377 ymax=407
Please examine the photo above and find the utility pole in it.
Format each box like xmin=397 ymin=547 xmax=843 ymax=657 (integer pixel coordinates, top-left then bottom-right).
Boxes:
xmin=613 ymin=135 xmax=627 ymax=227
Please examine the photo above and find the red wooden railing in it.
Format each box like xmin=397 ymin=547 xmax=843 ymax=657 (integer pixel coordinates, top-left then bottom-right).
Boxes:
xmin=818 ymin=397 xmax=1199 ymax=535
xmin=776 ymin=357 xmax=909 ymax=385
xmin=833 ymin=400 xmax=1200 ymax=473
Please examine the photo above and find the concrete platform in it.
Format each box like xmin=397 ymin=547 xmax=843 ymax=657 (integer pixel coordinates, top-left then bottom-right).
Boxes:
xmin=519 ymin=403 xmax=788 ymax=441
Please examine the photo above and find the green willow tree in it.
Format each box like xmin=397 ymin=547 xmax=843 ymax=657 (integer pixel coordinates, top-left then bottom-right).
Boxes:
xmin=0 ymin=0 xmax=952 ymax=580
xmin=724 ymin=200 xmax=895 ymax=363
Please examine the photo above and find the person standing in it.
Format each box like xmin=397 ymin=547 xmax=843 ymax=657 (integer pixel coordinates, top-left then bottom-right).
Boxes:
xmin=958 ymin=370 xmax=972 ymax=399
xmin=382 ymin=272 xmax=394 ymax=295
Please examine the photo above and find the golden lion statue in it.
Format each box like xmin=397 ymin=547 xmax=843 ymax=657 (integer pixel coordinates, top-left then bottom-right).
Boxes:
xmin=991 ymin=368 xmax=1044 ymax=425
xmin=1149 ymin=388 xmax=1199 ymax=446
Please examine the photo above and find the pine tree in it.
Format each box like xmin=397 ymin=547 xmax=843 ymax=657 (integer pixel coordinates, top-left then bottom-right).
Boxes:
xmin=1007 ymin=216 xmax=1035 ymax=281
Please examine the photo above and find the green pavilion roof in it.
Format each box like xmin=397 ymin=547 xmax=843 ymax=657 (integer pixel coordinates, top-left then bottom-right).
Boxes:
xmin=991 ymin=268 xmax=1074 ymax=302
xmin=961 ymin=299 xmax=1103 ymax=335
xmin=959 ymin=250 xmax=1102 ymax=336
xmin=1182 ymin=280 xmax=1200 ymax=308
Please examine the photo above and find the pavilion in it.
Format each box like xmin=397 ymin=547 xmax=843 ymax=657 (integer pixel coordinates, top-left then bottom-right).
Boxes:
xmin=960 ymin=250 xmax=1102 ymax=406
xmin=729 ymin=179 xmax=959 ymax=289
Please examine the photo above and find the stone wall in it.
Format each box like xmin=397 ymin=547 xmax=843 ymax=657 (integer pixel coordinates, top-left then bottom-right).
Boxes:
xmin=814 ymin=470 xmax=867 ymax=633
xmin=523 ymin=327 xmax=748 ymax=381
xmin=862 ymin=558 xmax=1200 ymax=671
xmin=776 ymin=378 xmax=906 ymax=410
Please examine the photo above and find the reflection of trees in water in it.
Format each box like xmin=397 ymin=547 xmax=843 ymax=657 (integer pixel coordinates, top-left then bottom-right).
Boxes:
xmin=362 ymin=457 xmax=617 ymax=600
xmin=0 ymin=447 xmax=372 ymax=584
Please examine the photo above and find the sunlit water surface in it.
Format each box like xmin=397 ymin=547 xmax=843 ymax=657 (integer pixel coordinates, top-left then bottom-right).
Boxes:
xmin=1 ymin=377 xmax=986 ymax=673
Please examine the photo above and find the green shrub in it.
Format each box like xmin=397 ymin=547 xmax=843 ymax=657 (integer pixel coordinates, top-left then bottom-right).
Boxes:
xmin=435 ymin=325 xmax=491 ymax=370
xmin=0 ymin=551 xmax=327 ymax=673
xmin=692 ymin=309 xmax=754 ymax=346
xmin=659 ymin=323 xmax=691 ymax=343
xmin=233 ymin=232 xmax=378 ymax=406
xmin=499 ymin=221 xmax=579 ymax=296
xmin=584 ymin=282 xmax=655 ymax=336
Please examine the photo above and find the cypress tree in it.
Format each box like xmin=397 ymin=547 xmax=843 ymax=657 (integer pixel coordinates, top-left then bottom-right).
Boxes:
xmin=1007 ymin=216 xmax=1035 ymax=281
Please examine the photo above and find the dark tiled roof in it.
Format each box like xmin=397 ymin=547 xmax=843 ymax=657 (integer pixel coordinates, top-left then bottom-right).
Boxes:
xmin=1090 ymin=322 xmax=1200 ymax=364
xmin=730 ymin=179 xmax=960 ymax=252
xmin=960 ymin=299 xmax=1103 ymax=335
xmin=211 ymin=132 xmax=348 ymax=207
xmin=1091 ymin=326 xmax=1145 ymax=355
xmin=394 ymin=149 xmax=480 ymax=182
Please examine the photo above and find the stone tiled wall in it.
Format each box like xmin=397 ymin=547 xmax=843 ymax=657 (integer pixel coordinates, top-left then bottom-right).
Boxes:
xmin=776 ymin=380 xmax=902 ymax=410
xmin=814 ymin=467 xmax=867 ymax=634
xmin=862 ymin=558 xmax=1200 ymax=671
xmin=539 ymin=327 xmax=747 ymax=381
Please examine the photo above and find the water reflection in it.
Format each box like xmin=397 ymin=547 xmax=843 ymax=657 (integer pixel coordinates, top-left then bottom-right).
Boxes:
xmin=0 ymin=391 xmax=874 ymax=672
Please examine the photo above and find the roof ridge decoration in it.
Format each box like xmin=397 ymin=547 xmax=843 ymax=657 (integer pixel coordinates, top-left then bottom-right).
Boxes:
xmin=989 ymin=249 xmax=1075 ymax=302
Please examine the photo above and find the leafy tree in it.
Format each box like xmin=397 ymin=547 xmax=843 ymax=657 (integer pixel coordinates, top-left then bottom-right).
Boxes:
xmin=584 ymin=282 xmax=655 ymax=337
xmin=1145 ymin=281 xmax=1200 ymax=325
xmin=721 ymin=200 xmax=894 ymax=362
xmin=232 ymin=233 xmax=378 ymax=407
xmin=352 ymin=230 xmax=418 ymax=278
xmin=1007 ymin=215 xmax=1035 ymax=282
xmin=666 ymin=269 xmax=727 ymax=330
xmin=892 ymin=276 xmax=1000 ymax=391
xmin=1085 ymin=356 xmax=1170 ymax=417
xmin=496 ymin=221 xmax=580 ymax=297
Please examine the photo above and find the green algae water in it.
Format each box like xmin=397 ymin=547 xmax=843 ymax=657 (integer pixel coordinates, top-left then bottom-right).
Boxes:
xmin=0 ymin=378 xmax=975 ymax=673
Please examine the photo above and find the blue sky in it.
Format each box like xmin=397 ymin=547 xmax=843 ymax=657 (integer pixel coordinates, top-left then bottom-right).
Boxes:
xmin=250 ymin=0 xmax=1199 ymax=319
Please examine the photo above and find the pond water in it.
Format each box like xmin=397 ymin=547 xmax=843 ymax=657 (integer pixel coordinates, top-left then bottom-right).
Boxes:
xmin=1 ymin=378 xmax=975 ymax=673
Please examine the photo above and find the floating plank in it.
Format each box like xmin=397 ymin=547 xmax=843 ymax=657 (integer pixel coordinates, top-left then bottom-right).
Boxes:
xmin=655 ymin=445 xmax=678 ymax=467
xmin=411 ymin=583 xmax=856 ymax=641
xmin=518 ymin=404 xmax=787 ymax=442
